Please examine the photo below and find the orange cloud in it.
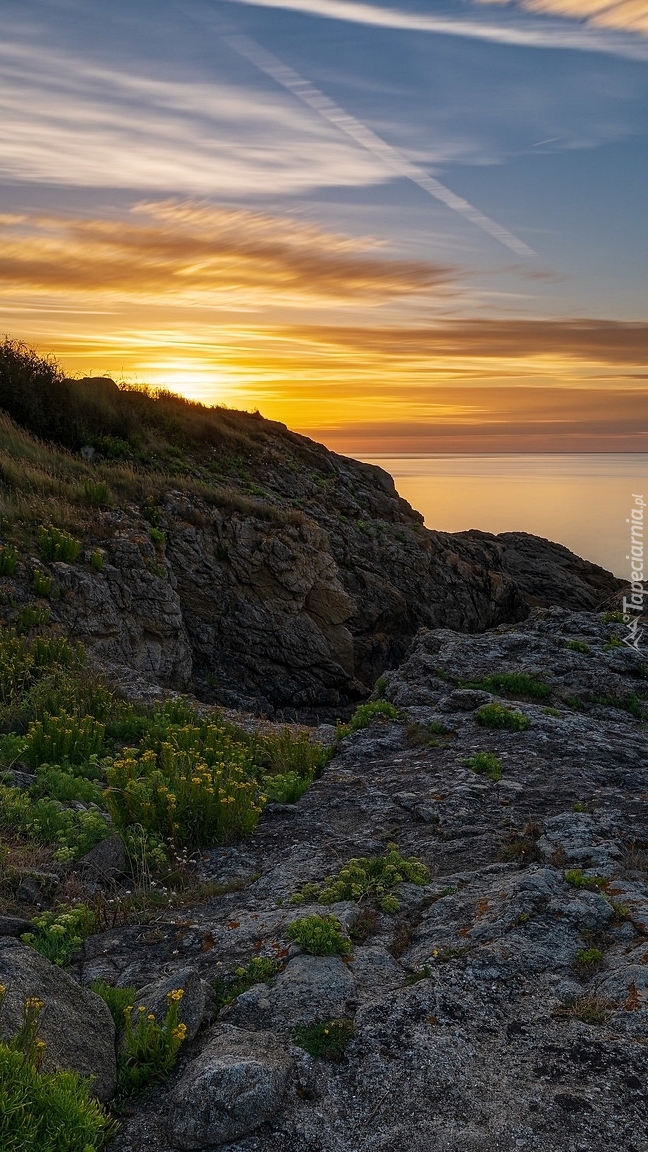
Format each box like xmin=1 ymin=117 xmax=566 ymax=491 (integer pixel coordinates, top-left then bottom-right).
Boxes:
xmin=477 ymin=0 xmax=648 ymax=35
xmin=0 ymin=202 xmax=452 ymax=305
xmin=282 ymin=318 xmax=648 ymax=364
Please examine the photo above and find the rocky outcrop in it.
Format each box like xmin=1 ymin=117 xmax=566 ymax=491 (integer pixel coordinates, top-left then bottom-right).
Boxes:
xmin=89 ymin=606 xmax=648 ymax=1150
xmin=38 ymin=508 xmax=192 ymax=688
xmin=0 ymin=418 xmax=624 ymax=716
xmin=461 ymin=529 xmax=625 ymax=611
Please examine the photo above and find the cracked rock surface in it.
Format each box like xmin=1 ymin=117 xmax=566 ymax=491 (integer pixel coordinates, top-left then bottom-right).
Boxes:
xmin=93 ymin=607 xmax=648 ymax=1151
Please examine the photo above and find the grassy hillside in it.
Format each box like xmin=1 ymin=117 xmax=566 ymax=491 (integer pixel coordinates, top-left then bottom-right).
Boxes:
xmin=0 ymin=339 xmax=321 ymax=547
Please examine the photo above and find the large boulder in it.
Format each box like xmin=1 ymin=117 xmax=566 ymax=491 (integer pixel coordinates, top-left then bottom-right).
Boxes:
xmin=76 ymin=834 xmax=128 ymax=882
xmin=222 ymin=953 xmax=355 ymax=1030
xmin=167 ymin=1025 xmax=292 ymax=1149
xmin=132 ymin=966 xmax=209 ymax=1042
xmin=0 ymin=938 xmax=116 ymax=1100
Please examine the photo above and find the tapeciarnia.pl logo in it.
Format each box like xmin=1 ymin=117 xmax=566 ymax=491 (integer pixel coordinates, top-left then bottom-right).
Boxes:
xmin=623 ymin=493 xmax=646 ymax=651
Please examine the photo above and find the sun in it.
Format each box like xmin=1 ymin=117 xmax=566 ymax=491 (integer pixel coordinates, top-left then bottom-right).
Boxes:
xmin=131 ymin=359 xmax=243 ymax=407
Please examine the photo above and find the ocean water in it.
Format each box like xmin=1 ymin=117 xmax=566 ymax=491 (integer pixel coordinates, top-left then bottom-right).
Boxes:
xmin=360 ymin=454 xmax=648 ymax=579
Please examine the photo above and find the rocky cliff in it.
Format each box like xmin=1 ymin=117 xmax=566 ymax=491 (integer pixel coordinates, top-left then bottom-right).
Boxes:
xmin=2 ymin=408 xmax=623 ymax=717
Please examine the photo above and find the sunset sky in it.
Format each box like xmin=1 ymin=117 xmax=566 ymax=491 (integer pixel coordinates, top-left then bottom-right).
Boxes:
xmin=1 ymin=0 xmax=647 ymax=452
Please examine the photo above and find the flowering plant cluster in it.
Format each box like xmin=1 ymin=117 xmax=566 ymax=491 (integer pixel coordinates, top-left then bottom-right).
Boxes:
xmin=104 ymin=722 xmax=265 ymax=849
xmin=20 ymin=904 xmax=97 ymax=966
xmin=117 ymin=988 xmax=188 ymax=1096
xmin=0 ymin=985 xmax=115 ymax=1150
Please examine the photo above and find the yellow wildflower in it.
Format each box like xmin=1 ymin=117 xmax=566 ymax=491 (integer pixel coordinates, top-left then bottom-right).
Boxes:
xmin=167 ymin=988 xmax=184 ymax=1002
xmin=172 ymin=1023 xmax=188 ymax=1041
xmin=147 ymin=1013 xmax=155 ymax=1021
xmin=25 ymin=997 xmax=44 ymax=1011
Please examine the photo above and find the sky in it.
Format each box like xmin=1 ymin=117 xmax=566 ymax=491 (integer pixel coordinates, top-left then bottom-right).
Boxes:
xmin=0 ymin=0 xmax=647 ymax=453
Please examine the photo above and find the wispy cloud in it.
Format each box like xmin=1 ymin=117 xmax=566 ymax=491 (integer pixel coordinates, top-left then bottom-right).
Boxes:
xmin=0 ymin=201 xmax=453 ymax=304
xmin=225 ymin=0 xmax=648 ymax=57
xmin=0 ymin=40 xmax=387 ymax=193
xmin=284 ymin=318 xmax=648 ymax=363
xmin=477 ymin=0 xmax=648 ymax=37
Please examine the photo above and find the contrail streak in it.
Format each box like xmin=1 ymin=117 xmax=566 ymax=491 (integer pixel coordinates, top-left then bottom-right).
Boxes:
xmin=225 ymin=32 xmax=535 ymax=257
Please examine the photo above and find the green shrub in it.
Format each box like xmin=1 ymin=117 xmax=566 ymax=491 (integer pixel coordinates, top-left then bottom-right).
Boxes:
xmin=293 ymin=1018 xmax=354 ymax=1061
xmin=337 ymin=700 xmax=399 ymax=738
xmin=263 ymin=771 xmax=312 ymax=804
xmin=351 ymin=700 xmax=399 ymax=729
xmin=562 ymin=694 xmax=585 ymax=710
xmin=212 ymin=957 xmax=281 ymax=1013
xmin=16 ymin=606 xmax=50 ymax=634
xmin=82 ymin=479 xmax=109 ymax=507
xmin=90 ymin=981 xmax=137 ymax=1030
xmin=564 ymin=868 xmax=607 ymax=890
xmin=609 ymin=901 xmax=630 ymax=920
xmin=89 ymin=550 xmax=104 ymax=573
xmin=0 ymin=732 xmax=27 ymax=765
xmin=576 ymin=947 xmax=603 ymax=966
xmin=475 ymin=703 xmax=530 ymax=731
xmin=32 ymin=766 xmax=102 ymax=805
xmin=0 ymin=544 xmax=18 ymax=576
xmin=465 ymin=751 xmax=503 ymax=782
xmin=566 ymin=640 xmax=590 ymax=654
xmin=428 ymin=720 xmax=453 ymax=735
xmin=287 ymin=915 xmax=351 ymax=955
xmin=464 ymin=672 xmax=551 ymax=700
xmin=24 ymin=711 xmax=105 ymax=767
xmin=0 ymin=989 xmax=114 ymax=1151
xmin=252 ymin=726 xmax=330 ymax=779
xmin=31 ymin=570 xmax=52 ymax=597
xmin=149 ymin=528 xmax=165 ymax=549
xmin=374 ymin=676 xmax=387 ymax=698
xmin=0 ymin=629 xmax=36 ymax=705
xmin=117 ymin=987 xmax=187 ymax=1096
xmin=603 ymin=637 xmax=622 ymax=651
xmin=21 ymin=904 xmax=97 ymax=966
xmin=31 ymin=636 xmax=77 ymax=670
xmin=0 ymin=784 xmax=109 ymax=860
xmin=405 ymin=965 xmax=432 ymax=985
xmin=291 ymin=844 xmax=429 ymax=913
xmin=37 ymin=527 xmax=81 ymax=564
xmin=104 ymin=723 xmax=265 ymax=850
xmin=601 ymin=611 xmax=624 ymax=623
xmin=592 ymin=693 xmax=643 ymax=719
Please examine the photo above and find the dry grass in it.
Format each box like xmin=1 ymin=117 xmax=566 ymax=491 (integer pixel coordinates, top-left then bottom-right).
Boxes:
xmin=0 ymin=409 xmax=307 ymax=549
xmin=553 ymin=994 xmax=614 ymax=1025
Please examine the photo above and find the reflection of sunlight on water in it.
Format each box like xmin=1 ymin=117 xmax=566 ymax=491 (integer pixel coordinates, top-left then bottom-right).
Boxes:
xmin=359 ymin=454 xmax=648 ymax=578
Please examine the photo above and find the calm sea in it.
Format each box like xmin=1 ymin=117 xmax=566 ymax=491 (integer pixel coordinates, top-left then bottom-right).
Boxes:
xmin=360 ymin=454 xmax=648 ymax=579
